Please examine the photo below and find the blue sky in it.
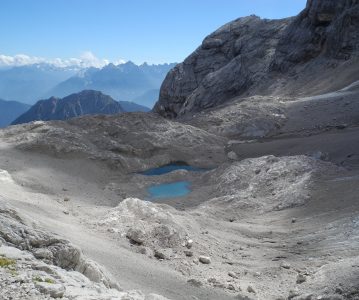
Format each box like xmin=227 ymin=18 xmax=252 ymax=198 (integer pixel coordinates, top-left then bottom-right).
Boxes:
xmin=0 ymin=0 xmax=307 ymax=65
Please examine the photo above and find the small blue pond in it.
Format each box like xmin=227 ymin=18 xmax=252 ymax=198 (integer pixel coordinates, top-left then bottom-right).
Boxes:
xmin=140 ymin=163 xmax=205 ymax=176
xmin=147 ymin=181 xmax=191 ymax=199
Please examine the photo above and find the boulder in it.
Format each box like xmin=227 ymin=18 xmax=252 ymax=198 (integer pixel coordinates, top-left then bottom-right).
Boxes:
xmin=126 ymin=228 xmax=146 ymax=245
xmin=154 ymin=248 xmax=173 ymax=260
xmin=35 ymin=282 xmax=65 ymax=298
xmin=227 ymin=151 xmax=238 ymax=160
xmin=247 ymin=285 xmax=256 ymax=294
xmin=187 ymin=278 xmax=203 ymax=287
xmin=281 ymin=261 xmax=291 ymax=269
xmin=296 ymin=273 xmax=307 ymax=284
xmin=199 ymin=256 xmax=211 ymax=264
xmin=228 ymin=271 xmax=239 ymax=279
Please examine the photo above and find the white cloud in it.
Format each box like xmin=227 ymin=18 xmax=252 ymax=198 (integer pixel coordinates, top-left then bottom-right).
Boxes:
xmin=0 ymin=51 xmax=126 ymax=69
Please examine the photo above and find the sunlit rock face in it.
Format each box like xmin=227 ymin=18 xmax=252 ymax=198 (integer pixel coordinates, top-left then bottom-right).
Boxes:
xmin=154 ymin=0 xmax=359 ymax=118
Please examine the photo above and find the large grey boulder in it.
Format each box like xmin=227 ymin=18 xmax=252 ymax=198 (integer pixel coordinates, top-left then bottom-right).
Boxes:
xmin=35 ymin=282 xmax=66 ymax=298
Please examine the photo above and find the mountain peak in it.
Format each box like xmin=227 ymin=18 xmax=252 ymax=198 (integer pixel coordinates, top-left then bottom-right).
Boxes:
xmin=12 ymin=90 xmax=124 ymax=125
xmin=45 ymin=63 xmax=175 ymax=107
xmin=124 ymin=60 xmax=136 ymax=66
xmin=154 ymin=0 xmax=359 ymax=117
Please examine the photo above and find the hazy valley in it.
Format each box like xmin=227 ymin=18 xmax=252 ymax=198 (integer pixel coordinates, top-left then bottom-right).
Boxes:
xmin=0 ymin=62 xmax=174 ymax=127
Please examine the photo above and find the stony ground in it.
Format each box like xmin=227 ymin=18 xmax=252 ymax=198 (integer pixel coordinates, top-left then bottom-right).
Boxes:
xmin=0 ymin=201 xmax=168 ymax=300
xmin=2 ymin=1 xmax=359 ymax=298
xmin=0 ymin=93 xmax=359 ymax=299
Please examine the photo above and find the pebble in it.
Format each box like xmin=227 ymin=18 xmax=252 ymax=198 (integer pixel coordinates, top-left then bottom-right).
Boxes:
xmin=199 ymin=256 xmax=211 ymax=264
xmin=187 ymin=278 xmax=202 ymax=287
xmin=281 ymin=261 xmax=291 ymax=269
xmin=228 ymin=271 xmax=239 ymax=279
xmin=288 ymin=288 xmax=300 ymax=299
xmin=296 ymin=273 xmax=306 ymax=284
xmin=139 ymin=247 xmax=147 ymax=255
xmin=186 ymin=239 xmax=193 ymax=249
xmin=207 ymin=277 xmax=217 ymax=283
xmin=251 ymin=271 xmax=260 ymax=278
xmin=247 ymin=285 xmax=256 ymax=293
xmin=154 ymin=249 xmax=167 ymax=260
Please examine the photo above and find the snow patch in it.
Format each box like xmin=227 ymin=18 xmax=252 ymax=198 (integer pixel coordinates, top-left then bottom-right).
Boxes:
xmin=0 ymin=169 xmax=14 ymax=183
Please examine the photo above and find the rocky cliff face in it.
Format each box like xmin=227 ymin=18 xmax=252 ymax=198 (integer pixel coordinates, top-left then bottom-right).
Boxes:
xmin=154 ymin=0 xmax=359 ymax=118
xmin=272 ymin=0 xmax=359 ymax=71
xmin=12 ymin=90 xmax=124 ymax=125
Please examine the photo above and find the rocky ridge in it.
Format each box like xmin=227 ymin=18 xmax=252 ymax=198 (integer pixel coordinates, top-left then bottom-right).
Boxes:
xmin=12 ymin=90 xmax=124 ymax=125
xmin=3 ymin=112 xmax=226 ymax=172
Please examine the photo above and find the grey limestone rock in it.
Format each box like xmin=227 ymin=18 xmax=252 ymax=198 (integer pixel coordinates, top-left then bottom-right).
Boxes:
xmin=154 ymin=0 xmax=359 ymax=118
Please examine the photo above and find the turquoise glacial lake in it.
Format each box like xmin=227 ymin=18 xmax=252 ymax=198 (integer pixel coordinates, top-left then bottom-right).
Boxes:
xmin=140 ymin=163 xmax=205 ymax=176
xmin=147 ymin=181 xmax=191 ymax=199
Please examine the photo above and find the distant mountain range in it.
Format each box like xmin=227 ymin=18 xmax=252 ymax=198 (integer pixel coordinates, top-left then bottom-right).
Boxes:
xmin=0 ymin=62 xmax=175 ymax=108
xmin=117 ymin=101 xmax=150 ymax=113
xmin=12 ymin=90 xmax=146 ymax=125
xmin=45 ymin=62 xmax=175 ymax=108
xmin=132 ymin=89 xmax=161 ymax=108
xmin=0 ymin=99 xmax=31 ymax=127
xmin=0 ymin=64 xmax=77 ymax=104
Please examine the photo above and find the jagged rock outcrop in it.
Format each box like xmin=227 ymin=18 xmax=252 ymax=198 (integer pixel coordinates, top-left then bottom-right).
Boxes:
xmin=0 ymin=202 xmax=118 ymax=289
xmin=12 ymin=90 xmax=124 ymax=125
xmin=154 ymin=0 xmax=359 ymax=118
xmin=272 ymin=0 xmax=359 ymax=71
xmin=0 ymin=201 xmax=171 ymax=300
